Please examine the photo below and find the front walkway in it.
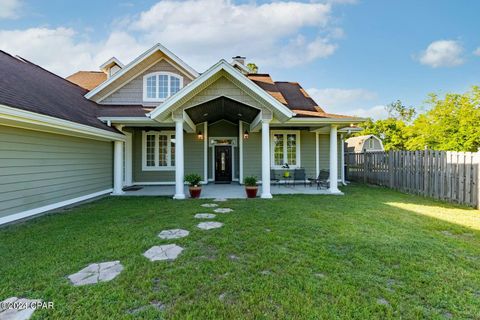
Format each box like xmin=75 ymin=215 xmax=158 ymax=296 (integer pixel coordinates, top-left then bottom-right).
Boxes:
xmin=122 ymin=183 xmax=332 ymax=198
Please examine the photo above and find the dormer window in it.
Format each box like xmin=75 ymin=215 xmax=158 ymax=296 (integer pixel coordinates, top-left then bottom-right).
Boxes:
xmin=143 ymin=72 xmax=183 ymax=102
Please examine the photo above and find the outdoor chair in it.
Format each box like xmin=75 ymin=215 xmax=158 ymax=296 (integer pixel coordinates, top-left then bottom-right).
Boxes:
xmin=309 ymin=170 xmax=330 ymax=189
xmin=270 ymin=169 xmax=280 ymax=185
xmin=293 ymin=168 xmax=307 ymax=187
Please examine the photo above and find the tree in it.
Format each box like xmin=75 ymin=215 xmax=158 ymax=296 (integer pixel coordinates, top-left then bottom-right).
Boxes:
xmin=246 ymin=63 xmax=258 ymax=74
xmin=386 ymin=100 xmax=416 ymax=122
xmin=405 ymin=87 xmax=480 ymax=151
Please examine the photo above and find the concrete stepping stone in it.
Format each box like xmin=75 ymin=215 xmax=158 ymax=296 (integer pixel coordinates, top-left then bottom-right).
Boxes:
xmin=214 ymin=208 xmax=233 ymax=213
xmin=68 ymin=261 xmax=124 ymax=286
xmin=213 ymin=198 xmax=227 ymax=202
xmin=158 ymin=229 xmax=189 ymax=239
xmin=194 ymin=213 xmax=216 ymax=219
xmin=143 ymin=244 xmax=183 ymax=261
xmin=0 ymin=297 xmax=43 ymax=320
xmin=197 ymin=222 xmax=223 ymax=230
xmin=201 ymin=203 xmax=218 ymax=208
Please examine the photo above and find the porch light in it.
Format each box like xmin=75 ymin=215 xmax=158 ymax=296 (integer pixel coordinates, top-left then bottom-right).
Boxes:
xmin=197 ymin=131 xmax=204 ymax=140
xmin=243 ymin=130 xmax=249 ymax=140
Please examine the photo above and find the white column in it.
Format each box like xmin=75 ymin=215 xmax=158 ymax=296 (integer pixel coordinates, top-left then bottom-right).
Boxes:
xmin=174 ymin=119 xmax=185 ymax=199
xmin=261 ymin=120 xmax=272 ymax=198
xmin=203 ymin=121 xmax=208 ymax=184
xmin=329 ymin=125 xmax=341 ymax=194
xmin=112 ymin=140 xmax=124 ymax=195
xmin=239 ymin=120 xmax=244 ymax=184
xmin=315 ymin=132 xmax=320 ymax=177
xmin=340 ymin=133 xmax=346 ymax=185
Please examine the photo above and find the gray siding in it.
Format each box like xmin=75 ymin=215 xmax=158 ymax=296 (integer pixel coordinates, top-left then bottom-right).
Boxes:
xmin=243 ymin=132 xmax=262 ymax=179
xmin=132 ymin=126 xmax=204 ymax=183
xmin=318 ymin=134 xmax=343 ymax=179
xmin=101 ymin=59 xmax=192 ymax=106
xmin=0 ymin=125 xmax=113 ymax=218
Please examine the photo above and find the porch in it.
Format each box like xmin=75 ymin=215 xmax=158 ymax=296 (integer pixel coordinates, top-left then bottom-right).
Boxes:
xmin=121 ymin=183 xmax=334 ymax=198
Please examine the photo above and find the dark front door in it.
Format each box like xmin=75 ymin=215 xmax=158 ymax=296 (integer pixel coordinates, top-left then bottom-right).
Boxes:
xmin=215 ymin=146 xmax=232 ymax=183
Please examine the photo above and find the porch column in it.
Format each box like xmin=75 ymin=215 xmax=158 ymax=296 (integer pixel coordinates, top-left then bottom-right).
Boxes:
xmin=174 ymin=119 xmax=185 ymax=199
xmin=112 ymin=140 xmax=124 ymax=195
xmin=329 ymin=125 xmax=341 ymax=194
xmin=261 ymin=120 xmax=272 ymax=198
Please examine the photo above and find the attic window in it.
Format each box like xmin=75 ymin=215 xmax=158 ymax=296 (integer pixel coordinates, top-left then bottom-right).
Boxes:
xmin=143 ymin=72 xmax=183 ymax=102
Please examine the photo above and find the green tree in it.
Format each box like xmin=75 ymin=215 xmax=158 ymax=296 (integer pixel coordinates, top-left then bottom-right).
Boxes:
xmin=406 ymin=87 xmax=480 ymax=151
xmin=247 ymin=63 xmax=258 ymax=74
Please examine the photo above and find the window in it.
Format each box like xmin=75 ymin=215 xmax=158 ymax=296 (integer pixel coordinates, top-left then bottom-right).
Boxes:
xmin=367 ymin=138 xmax=374 ymax=149
xmin=143 ymin=72 xmax=183 ymax=102
xmin=142 ymin=131 xmax=176 ymax=170
xmin=271 ymin=131 xmax=300 ymax=168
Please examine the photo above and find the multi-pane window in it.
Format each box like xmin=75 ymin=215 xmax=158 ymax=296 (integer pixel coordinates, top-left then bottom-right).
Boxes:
xmin=271 ymin=131 xmax=300 ymax=168
xmin=143 ymin=131 xmax=176 ymax=170
xmin=143 ymin=72 xmax=183 ymax=101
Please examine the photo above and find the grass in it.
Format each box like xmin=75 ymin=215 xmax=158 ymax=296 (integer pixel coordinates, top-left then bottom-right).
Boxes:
xmin=1 ymin=184 xmax=480 ymax=319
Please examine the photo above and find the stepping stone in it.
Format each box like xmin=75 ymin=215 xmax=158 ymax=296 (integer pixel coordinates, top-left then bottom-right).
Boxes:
xmin=194 ymin=213 xmax=216 ymax=219
xmin=377 ymin=298 xmax=390 ymax=306
xmin=201 ymin=203 xmax=218 ymax=208
xmin=197 ymin=222 xmax=223 ymax=230
xmin=213 ymin=198 xmax=227 ymax=202
xmin=158 ymin=229 xmax=189 ymax=239
xmin=0 ymin=297 xmax=42 ymax=320
xmin=68 ymin=261 xmax=124 ymax=286
xmin=214 ymin=208 xmax=233 ymax=213
xmin=128 ymin=301 xmax=165 ymax=314
xmin=143 ymin=244 xmax=183 ymax=261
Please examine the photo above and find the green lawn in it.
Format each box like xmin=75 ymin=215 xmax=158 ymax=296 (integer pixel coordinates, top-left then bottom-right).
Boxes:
xmin=1 ymin=185 xmax=480 ymax=319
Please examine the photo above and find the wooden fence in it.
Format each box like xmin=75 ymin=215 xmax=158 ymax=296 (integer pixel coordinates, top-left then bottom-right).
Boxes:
xmin=345 ymin=150 xmax=480 ymax=208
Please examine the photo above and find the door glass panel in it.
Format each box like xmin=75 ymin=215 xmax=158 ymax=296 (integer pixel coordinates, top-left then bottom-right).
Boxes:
xmin=221 ymin=152 xmax=226 ymax=171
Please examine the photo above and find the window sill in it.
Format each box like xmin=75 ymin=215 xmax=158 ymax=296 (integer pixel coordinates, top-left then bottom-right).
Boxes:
xmin=142 ymin=166 xmax=176 ymax=171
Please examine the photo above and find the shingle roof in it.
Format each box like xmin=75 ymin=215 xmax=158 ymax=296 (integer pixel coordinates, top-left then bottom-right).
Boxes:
xmin=66 ymin=71 xmax=107 ymax=91
xmin=0 ymin=51 xmax=116 ymax=132
xmin=96 ymin=105 xmax=150 ymax=117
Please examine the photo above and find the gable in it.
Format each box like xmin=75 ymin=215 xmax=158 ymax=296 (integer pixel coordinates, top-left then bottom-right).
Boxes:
xmin=99 ymin=59 xmax=192 ymax=106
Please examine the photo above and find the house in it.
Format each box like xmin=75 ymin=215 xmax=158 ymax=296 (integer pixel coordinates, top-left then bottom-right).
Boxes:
xmin=345 ymin=135 xmax=384 ymax=153
xmin=0 ymin=43 xmax=365 ymax=225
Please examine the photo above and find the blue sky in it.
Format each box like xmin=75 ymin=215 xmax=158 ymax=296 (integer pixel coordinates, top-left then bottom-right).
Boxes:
xmin=0 ymin=0 xmax=479 ymax=118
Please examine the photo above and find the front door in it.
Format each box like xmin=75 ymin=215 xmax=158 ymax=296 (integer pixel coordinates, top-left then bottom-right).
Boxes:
xmin=215 ymin=146 xmax=232 ymax=183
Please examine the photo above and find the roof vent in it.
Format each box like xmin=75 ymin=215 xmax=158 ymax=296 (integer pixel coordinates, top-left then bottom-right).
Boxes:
xmin=232 ymin=56 xmax=246 ymax=65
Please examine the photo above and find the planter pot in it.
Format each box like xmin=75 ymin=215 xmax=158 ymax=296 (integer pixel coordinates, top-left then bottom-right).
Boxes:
xmin=245 ymin=186 xmax=258 ymax=198
xmin=189 ymin=186 xmax=202 ymax=198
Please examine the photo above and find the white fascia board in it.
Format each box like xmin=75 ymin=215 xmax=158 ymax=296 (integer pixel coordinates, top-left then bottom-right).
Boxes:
xmin=0 ymin=104 xmax=125 ymax=142
xmin=287 ymin=117 xmax=367 ymax=124
xmin=149 ymin=60 xmax=295 ymax=120
xmin=99 ymin=57 xmax=125 ymax=71
xmin=86 ymin=43 xmax=199 ymax=100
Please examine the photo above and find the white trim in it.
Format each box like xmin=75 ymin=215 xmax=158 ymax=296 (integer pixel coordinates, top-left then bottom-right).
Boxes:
xmin=86 ymin=43 xmax=199 ymax=100
xmin=340 ymin=134 xmax=346 ymax=185
xmin=270 ymin=130 xmax=301 ymax=169
xmin=0 ymin=189 xmax=112 ymax=226
xmin=113 ymin=140 xmax=125 ymax=195
xmin=99 ymin=57 xmax=125 ymax=71
xmin=239 ymin=120 xmax=244 ymax=184
xmin=287 ymin=117 xmax=367 ymax=124
xmin=203 ymin=122 xmax=208 ymax=184
xmin=149 ymin=60 xmax=294 ymax=120
xmin=173 ymin=119 xmax=185 ymax=199
xmin=142 ymin=72 xmax=184 ymax=102
xmin=261 ymin=120 xmax=272 ymax=198
xmin=142 ymin=130 xmax=176 ymax=171
xmin=0 ymin=104 xmax=125 ymax=142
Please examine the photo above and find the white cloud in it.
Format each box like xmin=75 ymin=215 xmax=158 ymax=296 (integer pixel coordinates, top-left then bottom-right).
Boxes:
xmin=474 ymin=47 xmax=480 ymax=56
xmin=0 ymin=0 xmax=352 ymax=75
xmin=0 ymin=0 xmax=22 ymax=19
xmin=306 ymin=88 xmax=387 ymax=119
xmin=417 ymin=40 xmax=464 ymax=68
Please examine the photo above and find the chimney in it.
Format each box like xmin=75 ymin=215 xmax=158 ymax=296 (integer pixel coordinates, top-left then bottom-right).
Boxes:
xmin=232 ymin=56 xmax=246 ymax=65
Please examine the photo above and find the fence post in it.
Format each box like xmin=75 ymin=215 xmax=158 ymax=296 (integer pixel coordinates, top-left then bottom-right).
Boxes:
xmin=363 ymin=152 xmax=367 ymax=184
xmin=388 ymin=150 xmax=394 ymax=188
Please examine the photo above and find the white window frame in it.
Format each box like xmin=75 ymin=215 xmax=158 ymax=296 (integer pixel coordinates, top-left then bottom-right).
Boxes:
xmin=142 ymin=72 xmax=183 ymax=102
xmin=142 ymin=130 xmax=176 ymax=171
xmin=270 ymin=130 xmax=301 ymax=169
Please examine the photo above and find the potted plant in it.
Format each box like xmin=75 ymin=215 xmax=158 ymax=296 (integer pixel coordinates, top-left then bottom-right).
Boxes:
xmin=244 ymin=176 xmax=258 ymax=198
xmin=185 ymin=173 xmax=202 ymax=198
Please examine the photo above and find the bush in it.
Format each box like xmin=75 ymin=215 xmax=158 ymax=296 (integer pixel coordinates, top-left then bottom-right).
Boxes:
xmin=185 ymin=173 xmax=202 ymax=187
xmin=244 ymin=176 xmax=257 ymax=187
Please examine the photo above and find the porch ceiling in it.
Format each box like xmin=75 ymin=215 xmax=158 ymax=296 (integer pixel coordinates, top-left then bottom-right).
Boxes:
xmin=185 ymin=96 xmax=260 ymax=124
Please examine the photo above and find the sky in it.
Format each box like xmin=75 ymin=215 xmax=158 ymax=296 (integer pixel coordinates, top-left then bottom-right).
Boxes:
xmin=0 ymin=0 xmax=479 ymax=119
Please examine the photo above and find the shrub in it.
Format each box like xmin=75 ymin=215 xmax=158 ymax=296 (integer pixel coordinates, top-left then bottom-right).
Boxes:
xmin=185 ymin=173 xmax=202 ymax=187
xmin=244 ymin=176 xmax=257 ymax=187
